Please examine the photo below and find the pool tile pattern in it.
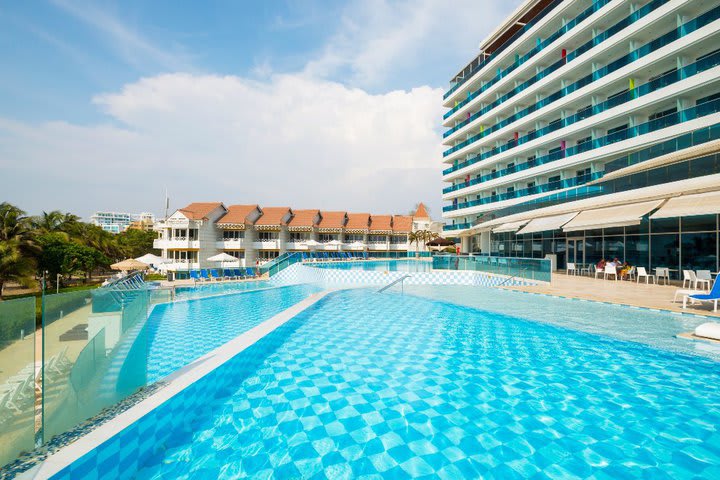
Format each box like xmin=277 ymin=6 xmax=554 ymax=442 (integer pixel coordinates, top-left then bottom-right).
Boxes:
xmin=59 ymin=289 xmax=720 ymax=479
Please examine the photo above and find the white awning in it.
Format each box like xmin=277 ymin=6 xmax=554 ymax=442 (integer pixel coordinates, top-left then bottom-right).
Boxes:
xmin=649 ymin=191 xmax=720 ymax=219
xmin=516 ymin=212 xmax=578 ymax=235
xmin=492 ymin=220 xmax=528 ymax=233
xmin=563 ymin=200 xmax=663 ymax=232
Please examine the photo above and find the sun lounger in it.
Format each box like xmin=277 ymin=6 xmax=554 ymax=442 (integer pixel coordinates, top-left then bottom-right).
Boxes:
xmin=223 ymin=269 xmax=236 ymax=279
xmin=190 ymin=270 xmax=201 ymax=282
xmin=686 ymin=277 xmax=720 ymax=312
xmin=245 ymin=267 xmax=255 ymax=278
xmin=199 ymin=269 xmax=211 ymax=282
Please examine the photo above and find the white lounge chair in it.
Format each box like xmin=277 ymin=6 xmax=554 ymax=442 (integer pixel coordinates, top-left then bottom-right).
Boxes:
xmin=636 ymin=267 xmax=655 ymax=284
xmin=696 ymin=270 xmax=712 ymax=290
xmin=604 ymin=265 xmax=618 ymax=280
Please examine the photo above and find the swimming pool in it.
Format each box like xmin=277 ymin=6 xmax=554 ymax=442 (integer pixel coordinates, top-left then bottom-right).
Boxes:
xmin=312 ymin=259 xmax=433 ymax=272
xmin=56 ymin=288 xmax=720 ymax=479
xmin=145 ymin=284 xmax=319 ymax=382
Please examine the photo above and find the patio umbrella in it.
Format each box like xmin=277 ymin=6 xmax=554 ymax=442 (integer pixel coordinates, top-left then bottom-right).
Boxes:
xmin=111 ymin=259 xmax=149 ymax=271
xmin=135 ymin=253 xmax=166 ymax=266
xmin=303 ymin=239 xmax=321 ymax=248
xmin=207 ymin=252 xmax=240 ymax=268
xmin=426 ymin=237 xmax=455 ymax=247
xmin=349 ymin=241 xmax=367 ymax=249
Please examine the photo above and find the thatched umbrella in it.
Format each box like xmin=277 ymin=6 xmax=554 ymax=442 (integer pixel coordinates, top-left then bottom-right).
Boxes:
xmin=111 ymin=259 xmax=150 ymax=271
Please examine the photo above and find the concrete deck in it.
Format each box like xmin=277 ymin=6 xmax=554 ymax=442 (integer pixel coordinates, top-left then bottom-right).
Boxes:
xmin=506 ymin=272 xmax=720 ymax=317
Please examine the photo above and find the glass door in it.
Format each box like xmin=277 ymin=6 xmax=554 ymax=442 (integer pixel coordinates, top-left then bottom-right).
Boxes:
xmin=566 ymin=237 xmax=585 ymax=269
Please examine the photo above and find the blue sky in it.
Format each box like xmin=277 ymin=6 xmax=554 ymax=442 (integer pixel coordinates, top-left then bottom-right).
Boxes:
xmin=0 ymin=0 xmax=521 ymax=219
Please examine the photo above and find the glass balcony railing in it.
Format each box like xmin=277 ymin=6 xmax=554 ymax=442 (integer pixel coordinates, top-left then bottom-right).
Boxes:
xmin=444 ymin=0 xmax=717 ymax=159
xmin=444 ymin=223 xmax=472 ymax=231
xmin=467 ymin=122 xmax=720 ymax=227
xmin=443 ymin=50 xmax=720 ymax=193
xmin=443 ymin=97 xmax=720 ymax=213
xmin=444 ymin=0 xmax=595 ymax=101
xmin=443 ymin=3 xmax=720 ymax=173
xmin=444 ymin=0 xmax=668 ymax=118
xmin=444 ymin=172 xmax=602 ymax=213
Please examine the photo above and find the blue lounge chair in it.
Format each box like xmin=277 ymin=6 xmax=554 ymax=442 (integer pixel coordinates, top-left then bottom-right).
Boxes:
xmin=688 ymin=277 xmax=720 ymax=312
xmin=199 ymin=269 xmax=210 ymax=281
xmin=210 ymin=269 xmax=222 ymax=281
xmin=302 ymin=253 xmax=308 ymax=262
xmin=189 ymin=270 xmax=200 ymax=282
xmin=223 ymin=269 xmax=236 ymax=279
xmin=246 ymin=267 xmax=255 ymax=278
xmin=233 ymin=268 xmax=244 ymax=279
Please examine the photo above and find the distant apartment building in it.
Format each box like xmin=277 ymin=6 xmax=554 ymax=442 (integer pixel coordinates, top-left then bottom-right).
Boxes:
xmin=90 ymin=211 xmax=155 ymax=234
xmin=442 ymin=0 xmax=720 ymax=273
xmin=153 ymin=202 xmax=440 ymax=272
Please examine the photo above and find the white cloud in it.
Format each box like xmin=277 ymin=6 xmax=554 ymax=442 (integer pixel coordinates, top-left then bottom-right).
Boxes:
xmin=305 ymin=0 xmax=524 ymax=89
xmin=0 ymin=73 xmax=445 ymax=217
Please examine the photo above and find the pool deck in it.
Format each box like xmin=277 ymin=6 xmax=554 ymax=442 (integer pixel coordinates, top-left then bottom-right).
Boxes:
xmin=506 ymin=272 xmax=720 ymax=318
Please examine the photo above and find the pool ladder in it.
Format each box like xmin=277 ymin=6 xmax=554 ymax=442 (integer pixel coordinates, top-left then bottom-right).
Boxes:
xmin=377 ymin=275 xmax=412 ymax=294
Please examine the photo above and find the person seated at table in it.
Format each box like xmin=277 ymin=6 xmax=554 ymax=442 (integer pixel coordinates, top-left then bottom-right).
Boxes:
xmin=619 ymin=261 xmax=632 ymax=279
xmin=596 ymin=258 xmax=606 ymax=271
xmin=606 ymin=258 xmax=617 ymax=270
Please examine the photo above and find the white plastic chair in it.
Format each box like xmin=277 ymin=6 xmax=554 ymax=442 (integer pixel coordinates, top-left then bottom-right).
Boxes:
xmin=696 ymin=270 xmax=712 ymax=290
xmin=656 ymin=267 xmax=670 ymax=285
xmin=579 ymin=263 xmax=591 ymax=276
xmin=626 ymin=266 xmax=636 ymax=281
xmin=604 ymin=265 xmax=618 ymax=280
xmin=567 ymin=262 xmax=576 ymax=276
xmin=593 ymin=265 xmax=603 ymax=279
xmin=682 ymin=270 xmax=694 ymax=289
xmin=636 ymin=267 xmax=655 ymax=284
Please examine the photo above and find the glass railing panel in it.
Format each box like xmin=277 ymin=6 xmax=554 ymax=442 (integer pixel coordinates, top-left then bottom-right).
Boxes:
xmin=0 ymin=296 xmax=36 ymax=469
xmin=432 ymin=255 xmax=551 ymax=282
xmin=41 ymin=287 xmax=151 ymax=444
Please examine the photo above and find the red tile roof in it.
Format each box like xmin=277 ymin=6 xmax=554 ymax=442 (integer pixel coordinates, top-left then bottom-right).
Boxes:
xmin=369 ymin=215 xmax=392 ymax=232
xmin=318 ymin=211 xmax=347 ymax=229
xmin=288 ymin=209 xmax=320 ymax=228
xmin=414 ymin=202 xmax=430 ymax=219
xmin=217 ymin=204 xmax=259 ymax=225
xmin=345 ymin=213 xmax=370 ymax=231
xmin=392 ymin=215 xmax=413 ymax=233
xmin=255 ymin=207 xmax=291 ymax=226
xmin=178 ymin=202 xmax=224 ymax=220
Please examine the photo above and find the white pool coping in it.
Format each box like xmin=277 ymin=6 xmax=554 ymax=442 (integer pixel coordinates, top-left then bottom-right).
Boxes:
xmin=28 ymin=290 xmax=332 ymax=479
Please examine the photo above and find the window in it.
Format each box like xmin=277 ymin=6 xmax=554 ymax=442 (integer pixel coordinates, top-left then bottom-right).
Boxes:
xmin=576 ymin=105 xmax=592 ymax=119
xmin=506 ymin=162 xmax=515 ymax=172
xmin=607 ymin=124 xmax=628 ymax=135
xmin=576 ymin=168 xmax=591 ymax=178
xmin=527 ymin=155 xmax=536 ymax=166
xmin=390 ymin=235 xmax=406 ymax=244
xmin=506 ymin=186 xmax=515 ymax=194
xmin=608 ymin=89 xmax=628 ymax=101
xmin=548 ymin=146 xmax=562 ymax=155
xmin=226 ymin=251 xmax=244 ymax=259
xmin=527 ymin=181 xmax=536 ymax=189
xmin=222 ymin=230 xmax=244 ymax=240
xmin=319 ymin=233 xmax=339 ymax=242
xmin=548 ymin=175 xmax=561 ymax=184
xmin=290 ymin=232 xmax=308 ymax=242
xmin=258 ymin=231 xmax=279 ymax=241
xmin=576 ymin=136 xmax=591 ymax=146
xmin=368 ymin=235 xmax=386 ymax=244
xmin=696 ymin=92 xmax=720 ymax=106
xmin=648 ymin=107 xmax=677 ymax=121
xmin=607 ymin=124 xmax=628 ymax=144
xmin=697 ymin=47 xmax=720 ymax=62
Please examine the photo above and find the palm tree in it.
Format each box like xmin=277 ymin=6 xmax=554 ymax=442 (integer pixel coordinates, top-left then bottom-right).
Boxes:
xmin=0 ymin=203 xmax=37 ymax=298
xmin=408 ymin=231 xmax=421 ymax=257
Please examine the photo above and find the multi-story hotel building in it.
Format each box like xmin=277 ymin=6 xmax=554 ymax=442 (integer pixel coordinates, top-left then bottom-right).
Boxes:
xmin=442 ymin=0 xmax=720 ymax=273
xmin=154 ymin=202 xmax=440 ymax=273
xmin=90 ymin=211 xmax=156 ymax=234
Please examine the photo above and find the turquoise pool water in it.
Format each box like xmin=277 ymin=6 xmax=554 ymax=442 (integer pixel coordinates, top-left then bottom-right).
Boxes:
xmin=145 ymin=284 xmax=319 ymax=382
xmin=312 ymin=259 xmax=432 ymax=272
xmin=174 ymin=280 xmax=272 ymax=301
xmin=132 ymin=289 xmax=720 ymax=479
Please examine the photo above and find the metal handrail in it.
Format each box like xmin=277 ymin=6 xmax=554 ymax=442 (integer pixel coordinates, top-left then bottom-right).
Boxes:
xmin=497 ymin=267 xmax=529 ymax=287
xmin=377 ymin=275 xmax=412 ymax=293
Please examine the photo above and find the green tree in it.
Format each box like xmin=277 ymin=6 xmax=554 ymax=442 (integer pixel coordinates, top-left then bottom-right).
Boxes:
xmin=115 ymin=229 xmax=158 ymax=258
xmin=0 ymin=203 xmax=38 ymax=298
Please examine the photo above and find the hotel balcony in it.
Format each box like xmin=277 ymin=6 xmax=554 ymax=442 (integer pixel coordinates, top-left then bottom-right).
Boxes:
xmin=253 ymin=240 xmax=280 ymax=250
xmin=368 ymin=243 xmax=389 ymax=251
xmin=163 ymin=261 xmax=200 ymax=271
xmin=216 ymin=239 xmax=245 ymax=249
xmin=154 ymin=238 xmax=200 ymax=249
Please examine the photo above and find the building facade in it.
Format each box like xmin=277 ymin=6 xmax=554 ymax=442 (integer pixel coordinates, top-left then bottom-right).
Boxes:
xmin=442 ymin=0 xmax=720 ymax=273
xmin=154 ymin=202 xmax=437 ymax=272
xmin=90 ymin=211 xmax=155 ymax=234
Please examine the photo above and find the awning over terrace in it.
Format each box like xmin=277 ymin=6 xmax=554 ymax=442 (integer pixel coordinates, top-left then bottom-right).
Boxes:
xmin=515 ymin=212 xmax=578 ymax=235
xmin=649 ymin=191 xmax=720 ymax=219
xmin=492 ymin=220 xmax=529 ymax=233
xmin=562 ymin=200 xmax=663 ymax=232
